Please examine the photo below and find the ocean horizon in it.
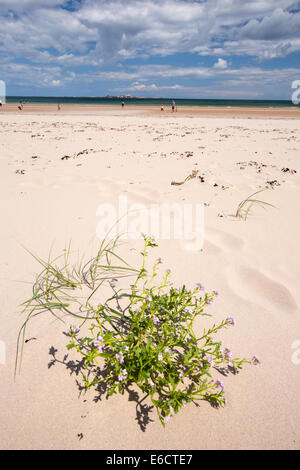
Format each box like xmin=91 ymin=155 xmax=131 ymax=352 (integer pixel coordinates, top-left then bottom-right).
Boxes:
xmin=5 ymin=96 xmax=299 ymax=108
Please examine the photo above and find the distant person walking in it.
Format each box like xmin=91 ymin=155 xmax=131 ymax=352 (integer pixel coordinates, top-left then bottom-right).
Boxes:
xmin=0 ymin=99 xmax=2 ymax=111
xmin=172 ymin=100 xmax=175 ymax=112
xmin=18 ymin=102 xmax=23 ymax=112
xmin=58 ymin=103 xmax=61 ymax=111
xmin=121 ymin=101 xmax=125 ymax=108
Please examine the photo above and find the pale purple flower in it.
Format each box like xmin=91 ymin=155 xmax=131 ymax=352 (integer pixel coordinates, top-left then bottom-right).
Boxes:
xmin=92 ymin=338 xmax=103 ymax=353
xmin=169 ymin=405 xmax=174 ymax=416
xmin=131 ymin=304 xmax=140 ymax=313
xmin=185 ymin=307 xmax=193 ymax=314
xmin=158 ymin=353 xmax=163 ymax=361
xmin=146 ymin=294 xmax=152 ymax=302
xmin=70 ymin=326 xmax=80 ymax=334
xmin=165 ymin=347 xmax=171 ymax=355
xmin=179 ymin=371 xmax=184 ymax=379
xmin=149 ymin=379 xmax=155 ymax=387
xmin=213 ymin=290 xmax=219 ymax=296
xmin=164 ymin=415 xmax=171 ymax=423
xmin=124 ymin=345 xmax=129 ymax=352
xmin=223 ymin=348 xmax=232 ymax=359
xmin=116 ymin=352 xmax=124 ymax=364
xmin=147 ymin=236 xmax=157 ymax=247
xmin=223 ymin=348 xmax=233 ymax=366
xmin=182 ymin=400 xmax=187 ymax=408
xmin=166 ymin=269 xmax=171 ymax=275
xmin=157 ymin=257 xmax=163 ymax=264
xmin=91 ymin=334 xmax=104 ymax=352
xmin=251 ymin=355 xmax=261 ymax=366
xmin=205 ymin=299 xmax=212 ymax=305
xmin=196 ymin=283 xmax=205 ymax=291
xmin=206 ymin=355 xmax=215 ymax=366
xmin=118 ymin=368 xmax=128 ymax=382
xmin=226 ymin=316 xmax=236 ymax=326
xmin=216 ymin=379 xmax=224 ymax=391
xmin=153 ymin=315 xmax=159 ymax=325
xmin=93 ymin=335 xmax=104 ymax=346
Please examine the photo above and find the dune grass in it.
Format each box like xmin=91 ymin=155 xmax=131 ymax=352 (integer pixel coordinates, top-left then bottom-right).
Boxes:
xmin=16 ymin=235 xmax=139 ymax=376
xmin=235 ymin=189 xmax=275 ymax=220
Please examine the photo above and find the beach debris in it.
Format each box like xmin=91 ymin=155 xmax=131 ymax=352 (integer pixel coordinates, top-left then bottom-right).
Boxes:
xmin=77 ymin=433 xmax=84 ymax=440
xmin=25 ymin=337 xmax=37 ymax=343
xmin=76 ymin=149 xmax=90 ymax=157
xmin=171 ymin=169 xmax=198 ymax=185
xmin=213 ymin=182 xmax=229 ymax=190
xmin=15 ymin=169 xmax=25 ymax=174
xmin=266 ymin=180 xmax=280 ymax=188
xmin=281 ymin=167 xmax=297 ymax=174
xmin=236 ymin=160 xmax=276 ymax=173
xmin=31 ymin=155 xmax=38 ymax=159
xmin=62 ymin=149 xmax=97 ymax=160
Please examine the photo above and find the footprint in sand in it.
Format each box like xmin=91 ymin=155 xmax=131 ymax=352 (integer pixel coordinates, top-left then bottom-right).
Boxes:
xmin=227 ymin=265 xmax=298 ymax=314
xmin=203 ymin=239 xmax=223 ymax=255
xmin=206 ymin=227 xmax=245 ymax=251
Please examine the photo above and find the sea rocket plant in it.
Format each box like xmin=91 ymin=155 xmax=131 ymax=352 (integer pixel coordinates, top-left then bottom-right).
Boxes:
xmin=66 ymin=234 xmax=260 ymax=426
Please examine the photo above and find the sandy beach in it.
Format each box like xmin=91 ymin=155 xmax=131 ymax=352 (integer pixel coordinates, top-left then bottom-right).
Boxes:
xmin=0 ymin=107 xmax=300 ymax=450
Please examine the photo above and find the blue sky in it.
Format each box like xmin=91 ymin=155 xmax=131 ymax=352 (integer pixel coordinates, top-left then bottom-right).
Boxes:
xmin=0 ymin=0 xmax=300 ymax=99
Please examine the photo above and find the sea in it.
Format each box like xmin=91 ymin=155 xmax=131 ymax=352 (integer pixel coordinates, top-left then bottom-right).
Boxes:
xmin=5 ymin=96 xmax=299 ymax=108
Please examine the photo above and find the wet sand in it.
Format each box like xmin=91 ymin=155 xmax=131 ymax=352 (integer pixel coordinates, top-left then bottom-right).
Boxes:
xmin=1 ymin=102 xmax=300 ymax=119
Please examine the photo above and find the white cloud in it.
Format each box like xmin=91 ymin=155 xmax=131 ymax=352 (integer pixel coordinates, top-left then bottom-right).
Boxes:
xmin=128 ymin=82 xmax=183 ymax=91
xmin=0 ymin=0 xmax=299 ymax=69
xmin=240 ymin=8 xmax=300 ymax=40
xmin=213 ymin=58 xmax=228 ymax=69
xmin=130 ymin=82 xmax=158 ymax=90
xmin=0 ymin=0 xmax=67 ymax=13
xmin=0 ymin=0 xmax=300 ymax=96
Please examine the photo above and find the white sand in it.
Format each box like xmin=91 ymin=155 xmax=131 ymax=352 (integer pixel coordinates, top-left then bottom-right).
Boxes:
xmin=0 ymin=112 xmax=300 ymax=449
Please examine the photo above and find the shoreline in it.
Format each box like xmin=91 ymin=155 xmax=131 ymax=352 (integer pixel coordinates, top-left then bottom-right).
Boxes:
xmin=1 ymin=102 xmax=300 ymax=119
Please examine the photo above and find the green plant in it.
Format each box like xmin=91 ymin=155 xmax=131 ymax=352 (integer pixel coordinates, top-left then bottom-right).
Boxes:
xmin=235 ymin=189 xmax=275 ymax=220
xmin=19 ymin=234 xmax=260 ymax=426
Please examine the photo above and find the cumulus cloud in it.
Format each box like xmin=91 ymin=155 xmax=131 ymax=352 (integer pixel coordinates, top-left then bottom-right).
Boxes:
xmin=213 ymin=58 xmax=228 ymax=69
xmin=0 ymin=0 xmax=299 ymax=96
xmin=0 ymin=0 xmax=299 ymax=67
xmin=240 ymin=8 xmax=300 ymax=40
